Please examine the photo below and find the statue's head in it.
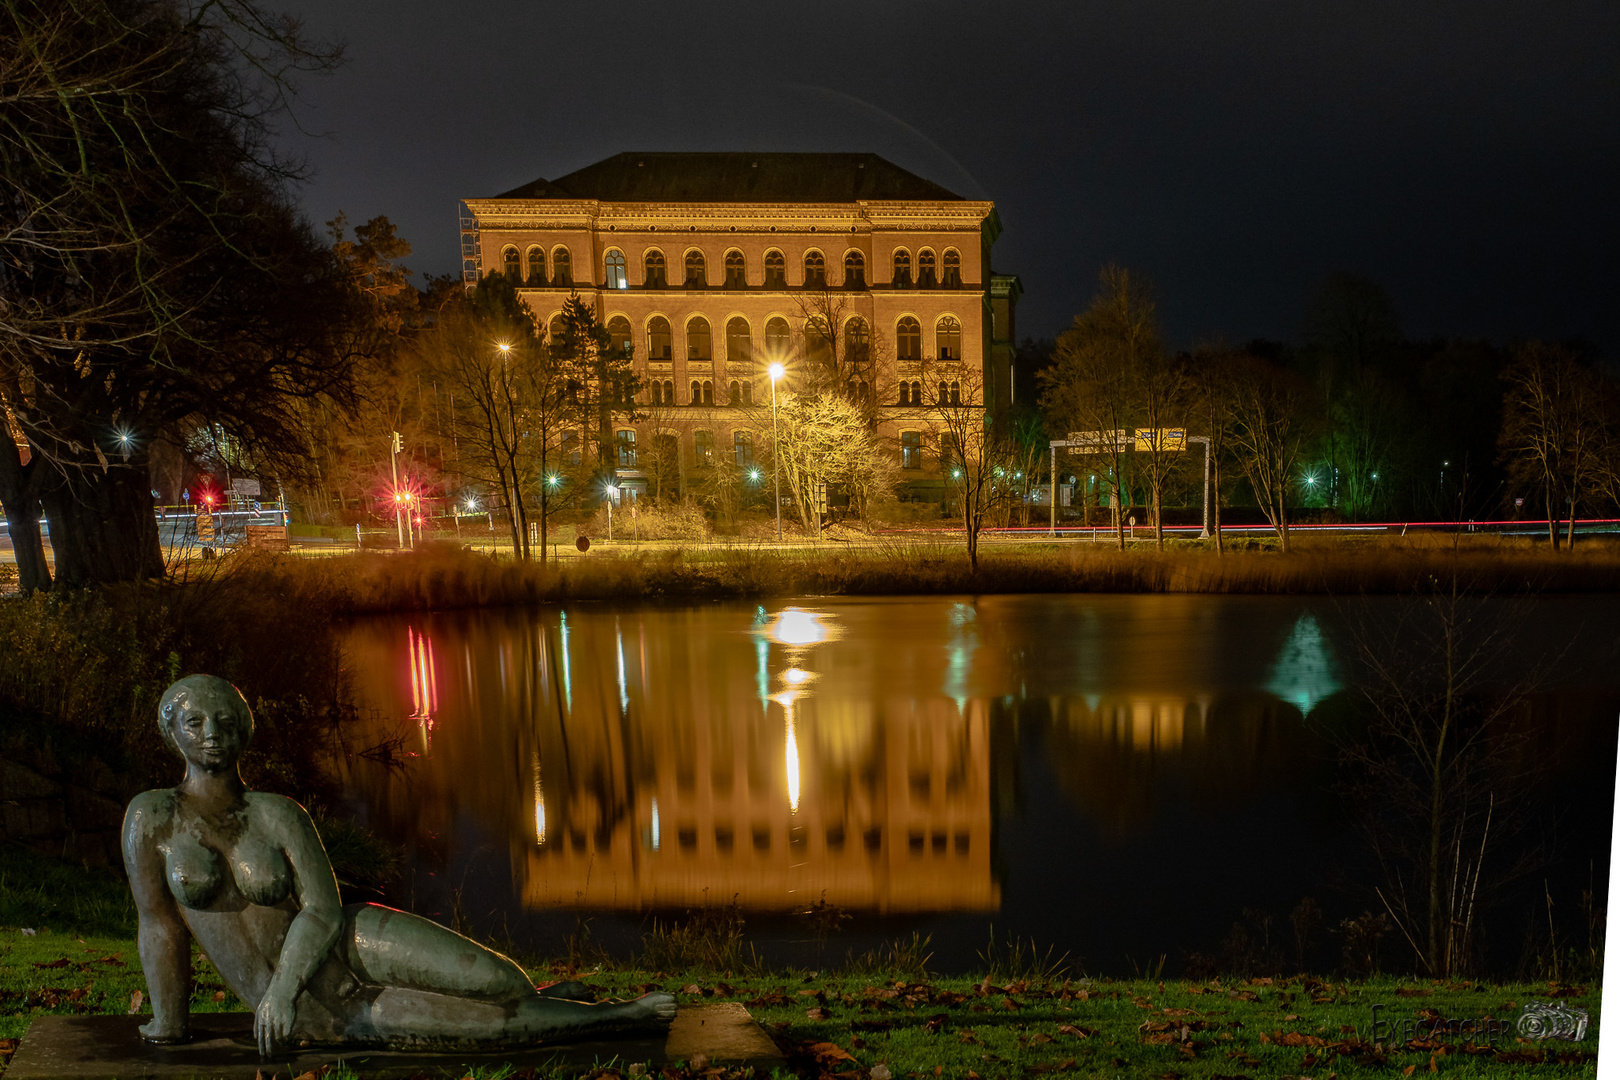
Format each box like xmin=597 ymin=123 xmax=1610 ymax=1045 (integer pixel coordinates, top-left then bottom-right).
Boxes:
xmin=158 ymin=675 xmax=253 ymax=771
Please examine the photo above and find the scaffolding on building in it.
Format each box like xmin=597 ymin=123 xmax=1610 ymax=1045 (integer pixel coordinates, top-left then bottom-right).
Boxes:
xmin=459 ymin=201 xmax=480 ymax=284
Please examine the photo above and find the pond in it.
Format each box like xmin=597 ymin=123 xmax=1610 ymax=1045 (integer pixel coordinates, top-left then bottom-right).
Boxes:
xmin=335 ymin=593 xmax=1618 ymax=975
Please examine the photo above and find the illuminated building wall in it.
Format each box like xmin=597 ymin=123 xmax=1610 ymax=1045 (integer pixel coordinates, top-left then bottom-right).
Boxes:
xmin=461 ymin=152 xmax=1018 ymax=498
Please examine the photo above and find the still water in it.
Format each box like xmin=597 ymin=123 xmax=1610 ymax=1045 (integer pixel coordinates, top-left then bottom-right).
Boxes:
xmin=336 ymin=594 xmax=1618 ymax=974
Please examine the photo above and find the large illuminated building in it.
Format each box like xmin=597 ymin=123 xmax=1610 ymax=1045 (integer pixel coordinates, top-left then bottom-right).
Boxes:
xmin=460 ymin=152 xmax=1020 ymax=500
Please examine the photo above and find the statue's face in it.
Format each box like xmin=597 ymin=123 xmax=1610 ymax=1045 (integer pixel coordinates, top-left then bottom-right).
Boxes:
xmin=165 ymin=684 xmax=249 ymax=772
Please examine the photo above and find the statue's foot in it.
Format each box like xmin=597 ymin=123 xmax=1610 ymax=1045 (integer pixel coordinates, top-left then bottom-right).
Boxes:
xmin=633 ymin=991 xmax=678 ymax=1025
xmin=138 ymin=1018 xmax=189 ymax=1044
xmin=537 ymin=980 xmax=596 ymax=1001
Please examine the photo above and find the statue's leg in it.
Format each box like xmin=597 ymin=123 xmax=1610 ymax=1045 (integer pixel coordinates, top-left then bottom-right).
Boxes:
xmin=366 ymin=988 xmax=677 ymax=1049
xmin=341 ymin=903 xmax=532 ymax=1001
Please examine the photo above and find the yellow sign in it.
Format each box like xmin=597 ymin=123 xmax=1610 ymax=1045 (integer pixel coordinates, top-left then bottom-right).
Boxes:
xmin=1134 ymin=428 xmax=1187 ymax=452
xmin=196 ymin=511 xmax=216 ymax=542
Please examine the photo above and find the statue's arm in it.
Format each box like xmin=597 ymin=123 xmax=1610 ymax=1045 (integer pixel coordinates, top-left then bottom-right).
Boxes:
xmin=122 ymin=792 xmax=190 ymax=1042
xmin=256 ymin=796 xmax=344 ymax=1054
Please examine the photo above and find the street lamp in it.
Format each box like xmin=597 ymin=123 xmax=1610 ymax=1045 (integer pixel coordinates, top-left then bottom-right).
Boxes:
xmin=389 ymin=431 xmax=404 ymax=548
xmin=604 ymin=483 xmax=618 ymax=541
xmin=768 ymin=362 xmax=785 ymax=542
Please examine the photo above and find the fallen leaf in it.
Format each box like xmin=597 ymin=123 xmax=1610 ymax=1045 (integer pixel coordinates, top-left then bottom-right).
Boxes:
xmin=808 ymin=1042 xmax=855 ymax=1063
xmin=681 ymin=984 xmax=703 ymax=996
xmin=32 ymin=958 xmax=70 ymax=969
xmin=1057 ymin=1025 xmax=1094 ymax=1038
xmin=689 ymin=1054 xmax=710 ymax=1071
xmin=806 ymin=1006 xmax=831 ymax=1020
xmin=870 ymin=1067 xmax=891 ymax=1080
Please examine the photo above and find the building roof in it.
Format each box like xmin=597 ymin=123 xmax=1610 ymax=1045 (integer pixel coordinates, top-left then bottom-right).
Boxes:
xmin=492 ymin=153 xmax=966 ymax=203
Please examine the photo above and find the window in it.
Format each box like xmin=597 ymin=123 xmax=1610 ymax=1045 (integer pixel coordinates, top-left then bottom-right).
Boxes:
xmin=648 ymin=317 xmax=672 ymax=362
xmin=607 ymin=316 xmax=632 ymax=358
xmin=562 ymin=430 xmax=581 ymax=466
xmin=689 ymin=380 xmax=713 ymax=405
xmin=938 ymin=381 xmax=949 ymax=405
xmin=901 ymin=431 xmax=922 ymax=470
xmin=806 ymin=317 xmax=832 ymax=369
xmin=950 ymin=381 xmax=961 ymax=405
xmin=605 ymin=250 xmax=627 ymax=290
xmin=909 ymin=381 xmax=922 ymax=406
xmin=694 ymin=430 xmax=715 ymax=466
xmin=616 ymin=429 xmax=636 ymax=467
xmin=943 ymin=249 xmax=961 ymax=287
xmin=892 ymin=249 xmax=912 ymax=288
xmin=917 ymin=249 xmax=937 ymax=288
xmin=644 ymin=250 xmax=666 ymax=288
xmin=549 ymin=314 xmax=566 ymax=343
xmin=728 ymin=379 xmax=754 ymax=406
xmin=502 ymin=246 xmax=520 ymax=281
xmin=565 ymin=379 xmax=581 ymax=405
xmin=729 ymin=380 xmax=740 ymax=405
xmin=844 ymin=251 xmax=865 ymax=288
xmin=897 ymin=316 xmax=921 ymax=360
xmin=662 ymin=379 xmax=675 ymax=403
xmin=764 ymin=250 xmax=786 ymax=288
xmin=726 ymin=317 xmax=751 ymax=364
xmin=936 ymin=315 xmax=961 ymax=362
xmin=552 ymin=247 xmax=572 ymax=287
xmin=845 ymin=317 xmax=870 ymax=368
xmin=686 ymin=316 xmax=711 ymax=361
xmin=803 ymin=251 xmax=825 ymax=288
xmin=724 ymin=250 xmax=746 ymax=288
xmin=685 ymin=250 xmax=706 ymax=288
xmin=742 ymin=381 xmax=753 ymax=405
xmin=734 ymin=430 xmax=753 ymax=466
xmin=765 ymin=317 xmax=790 ymax=359
xmin=526 ymin=246 xmax=546 ymax=287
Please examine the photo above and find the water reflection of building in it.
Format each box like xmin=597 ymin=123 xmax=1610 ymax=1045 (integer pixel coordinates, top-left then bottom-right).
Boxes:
xmin=522 ymin=672 xmax=999 ymax=914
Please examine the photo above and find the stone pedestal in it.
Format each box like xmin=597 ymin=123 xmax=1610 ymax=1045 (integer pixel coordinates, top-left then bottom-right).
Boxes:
xmin=6 ymin=1003 xmax=781 ymax=1079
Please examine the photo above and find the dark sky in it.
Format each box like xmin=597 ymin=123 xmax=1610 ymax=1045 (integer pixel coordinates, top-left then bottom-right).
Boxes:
xmin=276 ymin=0 xmax=1618 ymax=354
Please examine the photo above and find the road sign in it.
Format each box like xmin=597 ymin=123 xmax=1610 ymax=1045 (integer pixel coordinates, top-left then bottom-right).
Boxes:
xmin=230 ymin=478 xmax=261 ymax=496
xmin=196 ymin=510 xmax=216 ymax=543
xmin=1134 ymin=428 xmax=1187 ymax=452
xmin=1065 ymin=430 xmax=1131 ymax=451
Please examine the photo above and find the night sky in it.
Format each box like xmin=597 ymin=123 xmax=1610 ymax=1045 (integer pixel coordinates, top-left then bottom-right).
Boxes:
xmin=276 ymin=0 xmax=1618 ymax=354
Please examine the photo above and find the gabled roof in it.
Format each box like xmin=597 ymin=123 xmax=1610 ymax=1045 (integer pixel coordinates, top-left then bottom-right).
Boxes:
xmin=492 ymin=153 xmax=966 ymax=203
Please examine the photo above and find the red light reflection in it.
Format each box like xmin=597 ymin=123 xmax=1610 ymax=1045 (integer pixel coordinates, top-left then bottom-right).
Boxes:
xmin=407 ymin=625 xmax=438 ymax=752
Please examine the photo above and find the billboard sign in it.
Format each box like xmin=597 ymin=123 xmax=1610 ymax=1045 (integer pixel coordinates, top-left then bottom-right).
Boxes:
xmin=1134 ymin=428 xmax=1187 ymax=452
xmin=1065 ymin=430 xmax=1132 ymax=451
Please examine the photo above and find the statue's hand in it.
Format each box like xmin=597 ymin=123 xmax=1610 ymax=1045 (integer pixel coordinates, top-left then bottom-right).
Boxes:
xmin=138 ymin=1016 xmax=188 ymax=1044
xmin=254 ymin=989 xmax=296 ymax=1057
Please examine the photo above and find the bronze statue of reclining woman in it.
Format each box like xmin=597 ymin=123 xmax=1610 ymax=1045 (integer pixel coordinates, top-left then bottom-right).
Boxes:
xmin=123 ymin=675 xmax=675 ymax=1054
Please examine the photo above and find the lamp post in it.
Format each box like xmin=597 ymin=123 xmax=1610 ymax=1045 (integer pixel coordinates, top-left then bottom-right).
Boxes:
xmin=389 ymin=431 xmax=404 ymax=548
xmin=604 ymin=483 xmax=618 ymax=541
xmin=768 ymin=362 xmax=785 ymax=542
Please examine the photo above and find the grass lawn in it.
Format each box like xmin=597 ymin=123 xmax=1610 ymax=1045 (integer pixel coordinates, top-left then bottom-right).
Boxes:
xmin=0 ymin=924 xmax=1600 ymax=1079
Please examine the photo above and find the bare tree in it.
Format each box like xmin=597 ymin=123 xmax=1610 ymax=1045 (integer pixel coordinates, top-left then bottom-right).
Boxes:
xmin=933 ymin=365 xmax=1018 ymax=570
xmin=1185 ymin=346 xmax=1242 ymax=554
xmin=1039 ymin=266 xmax=1160 ymax=550
xmin=1226 ymin=354 xmax=1317 ymax=552
xmin=1498 ymin=342 xmax=1610 ymax=551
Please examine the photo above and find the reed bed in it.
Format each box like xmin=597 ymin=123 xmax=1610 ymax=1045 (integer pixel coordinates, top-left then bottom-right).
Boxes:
xmin=203 ymin=535 xmax=1620 ymax=616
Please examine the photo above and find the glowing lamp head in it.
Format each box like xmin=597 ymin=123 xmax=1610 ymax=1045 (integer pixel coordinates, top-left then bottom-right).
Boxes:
xmin=767 ymin=362 xmax=785 ymax=381
xmin=497 ymin=342 xmax=512 ymax=354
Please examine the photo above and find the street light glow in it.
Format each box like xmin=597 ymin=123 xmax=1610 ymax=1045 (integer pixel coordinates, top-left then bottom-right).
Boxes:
xmin=545 ymin=474 xmax=560 ymax=487
xmin=767 ymin=362 xmax=785 ymax=381
xmin=497 ymin=342 xmax=512 ymax=354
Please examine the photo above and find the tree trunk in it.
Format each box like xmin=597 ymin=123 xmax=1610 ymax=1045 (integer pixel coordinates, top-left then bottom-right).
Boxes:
xmin=0 ymin=436 xmax=52 ymax=592
xmin=1276 ymin=482 xmax=1291 ymax=553
xmin=1545 ymin=478 xmax=1559 ymax=551
xmin=1212 ymin=458 xmax=1224 ymax=556
xmin=39 ymin=465 xmax=164 ymax=587
xmin=1152 ymin=483 xmax=1164 ymax=550
xmin=1566 ymin=498 xmax=1577 ymax=551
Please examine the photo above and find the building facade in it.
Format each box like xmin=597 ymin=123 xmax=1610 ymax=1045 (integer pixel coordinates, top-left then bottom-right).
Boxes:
xmin=461 ymin=152 xmax=1017 ymax=503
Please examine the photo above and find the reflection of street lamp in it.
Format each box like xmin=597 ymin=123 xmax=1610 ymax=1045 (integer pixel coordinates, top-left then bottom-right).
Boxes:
xmin=768 ymin=362 xmax=785 ymax=542
xmin=604 ymin=483 xmax=618 ymax=541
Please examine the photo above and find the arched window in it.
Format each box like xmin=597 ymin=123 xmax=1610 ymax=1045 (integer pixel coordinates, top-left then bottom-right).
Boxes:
xmin=686 ymin=316 xmax=711 ymax=360
xmin=950 ymin=381 xmax=961 ymax=405
xmin=726 ymin=317 xmax=751 ymax=364
xmin=724 ymin=250 xmax=746 ymax=288
xmin=764 ymin=250 xmax=786 ymax=288
xmin=690 ymin=380 xmax=713 ymax=405
xmin=917 ymin=249 xmax=936 ymax=288
xmin=607 ymin=316 xmax=633 ymax=358
xmin=690 ymin=380 xmax=701 ymax=404
xmin=803 ymin=251 xmax=826 ymax=288
xmin=650 ymin=381 xmax=664 ymax=406
xmin=525 ymin=246 xmax=546 ymax=287
xmin=943 ymin=249 xmax=961 ymax=287
xmin=695 ymin=430 xmax=715 ymax=466
xmin=734 ymin=431 xmax=753 ymax=466
xmin=897 ymin=316 xmax=921 ymax=360
xmin=703 ymin=381 xmax=714 ymax=405
xmin=502 ymin=246 xmax=520 ymax=281
xmin=845 ymin=317 xmax=870 ymax=368
xmin=844 ymin=251 xmax=865 ymax=289
xmin=938 ymin=382 xmax=950 ymax=405
xmin=552 ymin=247 xmax=572 ymax=287
xmin=684 ymin=250 xmax=706 ymax=288
xmin=936 ymin=315 xmax=961 ymax=362
xmin=910 ymin=381 xmax=922 ymax=406
xmin=648 ymin=316 xmax=672 ymax=362
xmin=741 ymin=381 xmax=753 ymax=405
xmin=728 ymin=380 xmax=740 ymax=405
xmin=644 ymin=250 xmax=666 ymax=288
xmin=765 ymin=316 xmax=790 ymax=360
xmin=662 ymin=380 xmax=674 ymax=404
xmin=605 ymin=250 xmax=627 ymax=290
xmin=806 ymin=317 xmax=832 ymax=369
xmin=892 ymin=249 xmax=912 ymax=288
xmin=549 ymin=314 xmax=566 ymax=342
